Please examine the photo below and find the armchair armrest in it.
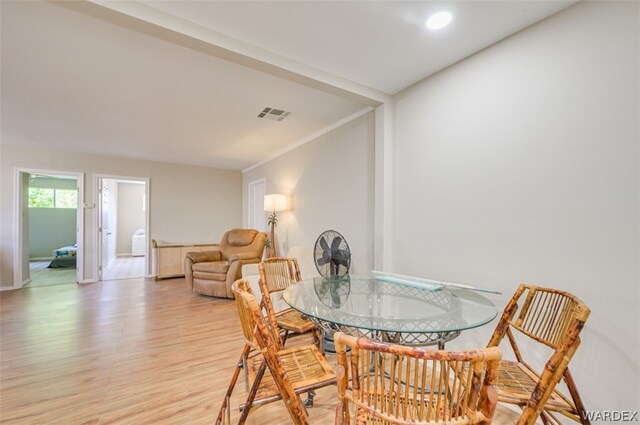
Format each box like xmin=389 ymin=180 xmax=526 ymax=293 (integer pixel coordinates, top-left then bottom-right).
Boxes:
xmin=225 ymin=254 xmax=263 ymax=298
xmin=228 ymin=252 xmax=260 ymax=263
xmin=186 ymin=249 xmax=222 ymax=264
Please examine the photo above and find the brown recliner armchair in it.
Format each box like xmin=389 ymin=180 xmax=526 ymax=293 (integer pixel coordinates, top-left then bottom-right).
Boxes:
xmin=184 ymin=228 xmax=266 ymax=298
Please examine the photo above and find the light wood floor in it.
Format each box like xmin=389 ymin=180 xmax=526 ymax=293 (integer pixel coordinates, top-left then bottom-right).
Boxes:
xmin=103 ymin=256 xmax=146 ymax=281
xmin=0 ymin=277 xmax=523 ymax=424
xmin=27 ymin=261 xmax=76 ymax=287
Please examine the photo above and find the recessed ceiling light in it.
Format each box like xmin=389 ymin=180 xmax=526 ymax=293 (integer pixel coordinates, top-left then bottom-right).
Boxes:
xmin=426 ymin=11 xmax=452 ymax=30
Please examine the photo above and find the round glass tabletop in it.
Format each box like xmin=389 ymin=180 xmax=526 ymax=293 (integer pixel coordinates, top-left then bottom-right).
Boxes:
xmin=283 ymin=275 xmax=498 ymax=335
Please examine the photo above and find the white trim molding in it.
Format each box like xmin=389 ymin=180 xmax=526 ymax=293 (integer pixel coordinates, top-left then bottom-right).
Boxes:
xmin=373 ymin=103 xmax=394 ymax=272
xmin=0 ymin=286 xmax=18 ymax=291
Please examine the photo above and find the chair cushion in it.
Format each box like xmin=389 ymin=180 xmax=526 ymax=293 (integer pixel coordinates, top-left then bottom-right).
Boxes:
xmin=275 ymin=308 xmax=316 ymax=334
xmin=192 ymin=261 xmax=230 ymax=274
xmin=247 ymin=345 xmax=336 ymax=401
xmin=228 ymin=229 xmax=258 ymax=246
xmin=497 ymin=360 xmax=573 ymax=411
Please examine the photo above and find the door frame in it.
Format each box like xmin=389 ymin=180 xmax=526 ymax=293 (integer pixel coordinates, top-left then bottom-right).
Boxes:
xmin=14 ymin=167 xmax=84 ymax=288
xmin=94 ymin=174 xmax=151 ymax=281
xmin=247 ymin=178 xmax=266 ymax=232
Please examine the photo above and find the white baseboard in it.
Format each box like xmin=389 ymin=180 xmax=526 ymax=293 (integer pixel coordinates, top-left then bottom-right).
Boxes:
xmin=1 ymin=278 xmax=32 ymax=290
xmin=78 ymin=279 xmax=98 ymax=284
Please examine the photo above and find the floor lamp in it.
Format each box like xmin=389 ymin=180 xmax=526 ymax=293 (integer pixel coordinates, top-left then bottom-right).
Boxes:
xmin=263 ymin=194 xmax=287 ymax=258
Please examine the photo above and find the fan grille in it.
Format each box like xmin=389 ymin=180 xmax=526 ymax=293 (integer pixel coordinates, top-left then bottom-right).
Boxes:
xmin=314 ymin=230 xmax=351 ymax=277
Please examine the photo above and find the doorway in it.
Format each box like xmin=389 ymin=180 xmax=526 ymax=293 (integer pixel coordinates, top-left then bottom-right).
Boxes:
xmin=97 ymin=176 xmax=149 ymax=281
xmin=14 ymin=169 xmax=83 ymax=288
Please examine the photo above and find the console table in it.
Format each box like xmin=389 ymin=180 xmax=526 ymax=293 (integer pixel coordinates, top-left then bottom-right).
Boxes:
xmin=152 ymin=239 xmax=218 ymax=280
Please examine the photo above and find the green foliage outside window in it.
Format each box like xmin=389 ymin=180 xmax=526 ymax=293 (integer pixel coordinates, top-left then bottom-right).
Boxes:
xmin=55 ymin=190 xmax=77 ymax=208
xmin=28 ymin=188 xmax=77 ymax=209
xmin=28 ymin=188 xmax=54 ymax=208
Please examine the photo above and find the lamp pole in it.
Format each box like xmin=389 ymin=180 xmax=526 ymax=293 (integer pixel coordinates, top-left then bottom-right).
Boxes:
xmin=264 ymin=193 xmax=286 ymax=258
xmin=268 ymin=210 xmax=278 ymax=258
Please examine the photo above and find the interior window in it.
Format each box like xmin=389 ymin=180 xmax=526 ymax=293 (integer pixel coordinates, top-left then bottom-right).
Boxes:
xmin=55 ymin=189 xmax=77 ymax=208
xmin=28 ymin=187 xmax=77 ymax=209
xmin=28 ymin=188 xmax=54 ymax=208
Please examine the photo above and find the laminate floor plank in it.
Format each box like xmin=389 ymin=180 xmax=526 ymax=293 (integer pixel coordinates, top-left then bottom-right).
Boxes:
xmin=0 ymin=278 xmax=524 ymax=424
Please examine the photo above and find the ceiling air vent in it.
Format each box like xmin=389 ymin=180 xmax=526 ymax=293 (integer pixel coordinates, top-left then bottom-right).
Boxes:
xmin=257 ymin=107 xmax=292 ymax=121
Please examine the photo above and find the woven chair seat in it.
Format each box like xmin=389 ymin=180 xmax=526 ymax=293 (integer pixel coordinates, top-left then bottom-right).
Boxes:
xmin=355 ymin=391 xmax=484 ymax=425
xmin=354 ymin=408 xmax=490 ymax=425
xmin=497 ymin=360 xmax=575 ymax=412
xmin=275 ymin=308 xmax=316 ymax=334
xmin=247 ymin=344 xmax=335 ymax=401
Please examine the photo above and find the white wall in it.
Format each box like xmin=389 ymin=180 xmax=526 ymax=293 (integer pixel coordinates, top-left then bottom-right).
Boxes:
xmin=392 ymin=0 xmax=638 ymax=413
xmin=0 ymin=144 xmax=243 ymax=285
xmin=28 ymin=209 xmax=76 ymax=258
xmin=243 ymin=112 xmax=375 ymax=275
xmin=116 ymin=182 xmax=145 ymax=255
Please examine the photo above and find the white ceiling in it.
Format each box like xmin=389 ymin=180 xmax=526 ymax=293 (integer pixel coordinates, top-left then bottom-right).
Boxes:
xmin=1 ymin=1 xmax=577 ymax=170
xmin=140 ymin=1 xmax=577 ymax=95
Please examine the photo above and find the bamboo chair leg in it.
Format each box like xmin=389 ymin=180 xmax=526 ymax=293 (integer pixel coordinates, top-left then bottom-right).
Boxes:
xmin=506 ymin=327 xmax=524 ymax=363
xmin=293 ymin=393 xmax=311 ymax=423
xmin=563 ymin=368 xmax=590 ymax=424
xmin=238 ymin=359 xmax=267 ymax=425
xmin=335 ymin=399 xmax=345 ymax=425
xmin=216 ymin=344 xmax=251 ymax=425
xmin=314 ymin=328 xmax=324 ymax=355
xmin=540 ymin=411 xmax=551 ymax=425
xmin=242 ymin=354 xmax=249 ymax=392
xmin=282 ymin=330 xmax=290 ymax=346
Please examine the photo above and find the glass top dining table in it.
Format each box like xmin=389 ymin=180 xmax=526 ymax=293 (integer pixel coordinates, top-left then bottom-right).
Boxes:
xmin=283 ymin=274 xmax=498 ymax=348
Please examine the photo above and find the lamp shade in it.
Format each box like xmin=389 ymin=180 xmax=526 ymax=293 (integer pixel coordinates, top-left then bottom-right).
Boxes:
xmin=264 ymin=194 xmax=287 ymax=212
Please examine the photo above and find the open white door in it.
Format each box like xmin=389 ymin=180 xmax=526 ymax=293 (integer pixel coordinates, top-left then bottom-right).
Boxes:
xmin=98 ymin=178 xmax=119 ymax=279
xmin=99 ymin=179 xmax=110 ymax=279
xmin=248 ymin=178 xmax=266 ymax=232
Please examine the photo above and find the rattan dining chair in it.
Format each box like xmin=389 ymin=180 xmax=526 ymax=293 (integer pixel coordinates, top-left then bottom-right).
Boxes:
xmin=258 ymin=257 xmax=320 ymax=347
xmin=215 ymin=279 xmax=336 ymax=425
xmin=487 ymin=284 xmax=591 ymax=425
xmin=334 ymin=332 xmax=502 ymax=425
